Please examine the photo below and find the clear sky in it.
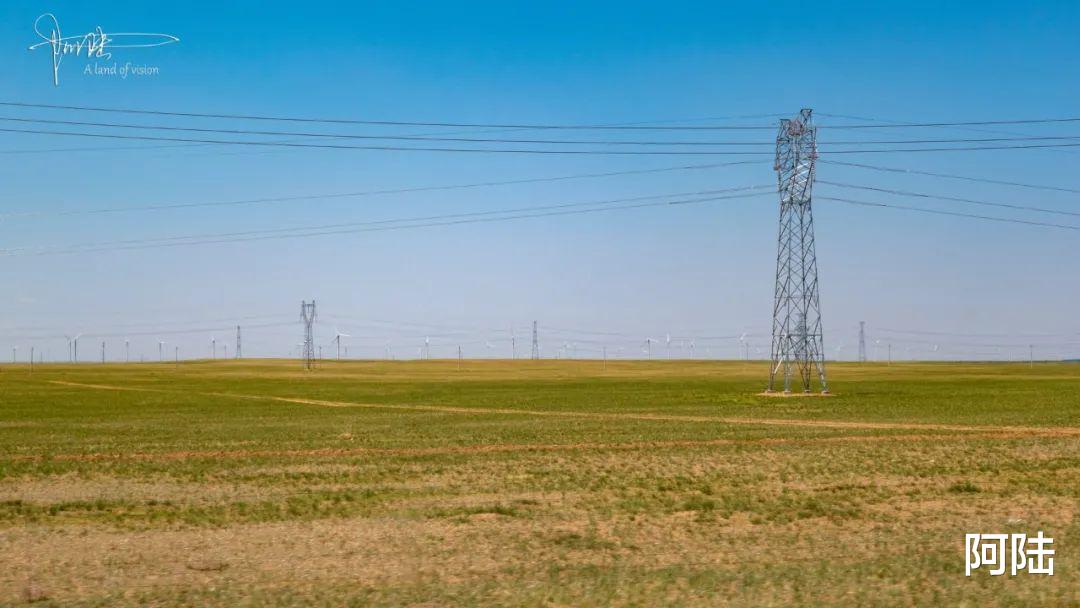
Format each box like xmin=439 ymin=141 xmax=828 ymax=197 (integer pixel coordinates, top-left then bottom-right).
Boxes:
xmin=0 ymin=1 xmax=1077 ymax=362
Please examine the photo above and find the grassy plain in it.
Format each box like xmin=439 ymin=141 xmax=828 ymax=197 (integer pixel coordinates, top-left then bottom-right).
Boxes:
xmin=0 ymin=359 xmax=1077 ymax=606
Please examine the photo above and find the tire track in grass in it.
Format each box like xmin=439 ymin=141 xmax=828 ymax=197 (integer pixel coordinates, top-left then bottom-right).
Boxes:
xmin=46 ymin=380 xmax=1080 ymax=437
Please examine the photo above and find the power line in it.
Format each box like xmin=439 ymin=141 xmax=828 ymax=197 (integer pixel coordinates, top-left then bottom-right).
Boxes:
xmin=0 ymin=101 xmax=779 ymax=130
xmin=322 ymin=316 xmax=510 ymax=335
xmin=823 ymin=135 xmax=1080 ymax=144
xmin=0 ymin=189 xmax=775 ymax=257
xmin=85 ymin=321 xmax=294 ymax=340
xmin=818 ymin=180 xmax=1080 ymax=218
xmin=1 ymin=321 xmax=294 ymax=341
xmin=6 ymin=125 xmax=1080 ymax=155
xmin=817 ymin=112 xmax=1080 ymax=156
xmin=0 ymin=160 xmax=766 ymax=221
xmin=869 ymin=335 xmax=1080 ymax=349
xmin=822 ymin=142 xmax=1080 ymax=154
xmin=819 ymin=160 xmax=1080 ymax=194
xmin=541 ymin=326 xmax=641 ymax=338
xmin=874 ymin=327 xmax=1066 ymax=338
xmin=818 ymin=195 xmax=1080 ymax=232
xmin=0 ymin=313 xmax=292 ymax=334
xmin=820 ymin=117 xmax=1080 ymax=129
xmin=2 ymin=185 xmax=769 ymax=254
xmin=3 ymin=101 xmax=1079 ymax=129
xmin=0 ymin=126 xmax=781 ymax=155
xmin=0 ymin=115 xmax=789 ymax=156
xmin=0 ymin=141 xmax=219 ymax=155
xmin=0 ymin=116 xmax=777 ymax=146
xmin=3 ymin=116 xmax=1079 ymax=147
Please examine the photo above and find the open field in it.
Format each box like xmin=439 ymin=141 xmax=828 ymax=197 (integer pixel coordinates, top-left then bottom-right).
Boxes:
xmin=0 ymin=359 xmax=1077 ymax=606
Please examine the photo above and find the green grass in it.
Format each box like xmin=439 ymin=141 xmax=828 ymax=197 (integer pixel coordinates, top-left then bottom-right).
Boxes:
xmin=0 ymin=359 xmax=1076 ymax=606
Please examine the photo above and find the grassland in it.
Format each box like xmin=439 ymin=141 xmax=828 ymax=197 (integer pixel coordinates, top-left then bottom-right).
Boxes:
xmin=0 ymin=359 xmax=1076 ymax=606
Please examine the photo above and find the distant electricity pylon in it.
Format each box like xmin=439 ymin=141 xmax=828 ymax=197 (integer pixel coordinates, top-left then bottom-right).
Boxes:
xmin=767 ymin=108 xmax=828 ymax=394
xmin=531 ymin=321 xmax=539 ymax=360
xmin=858 ymin=321 xmax=867 ymax=363
xmin=236 ymin=325 xmax=242 ymax=359
xmin=301 ymin=300 xmax=316 ymax=370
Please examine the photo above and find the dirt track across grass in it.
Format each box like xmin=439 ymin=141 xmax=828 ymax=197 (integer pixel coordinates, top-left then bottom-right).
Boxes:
xmin=0 ymin=361 xmax=1072 ymax=606
xmin=47 ymin=379 xmax=1080 ymax=436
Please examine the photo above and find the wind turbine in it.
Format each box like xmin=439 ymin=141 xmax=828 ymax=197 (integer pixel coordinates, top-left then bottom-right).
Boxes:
xmin=65 ymin=333 xmax=83 ymax=363
xmin=739 ymin=333 xmax=748 ymax=360
xmin=424 ymin=336 xmax=430 ymax=360
xmin=11 ymin=346 xmax=16 ymax=364
xmin=665 ymin=333 xmax=671 ymax=359
xmin=158 ymin=341 xmax=166 ymax=362
xmin=689 ymin=339 xmax=696 ymax=359
xmin=124 ymin=339 xmax=130 ymax=363
xmin=210 ymin=336 xmax=217 ymax=360
xmin=333 ymin=329 xmax=350 ymax=360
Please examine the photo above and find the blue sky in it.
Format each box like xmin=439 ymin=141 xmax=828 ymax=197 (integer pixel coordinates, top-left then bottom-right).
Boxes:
xmin=0 ymin=1 xmax=1077 ymax=361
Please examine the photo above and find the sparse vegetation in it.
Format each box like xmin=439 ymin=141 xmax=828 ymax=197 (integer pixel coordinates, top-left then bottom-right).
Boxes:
xmin=0 ymin=359 xmax=1076 ymax=606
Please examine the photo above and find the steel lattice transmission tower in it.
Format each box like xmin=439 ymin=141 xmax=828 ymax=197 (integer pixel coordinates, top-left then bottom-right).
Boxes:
xmin=857 ymin=321 xmax=867 ymax=363
xmin=300 ymin=300 xmax=316 ymax=370
xmin=767 ymin=109 xmax=828 ymax=394
xmin=531 ymin=321 xmax=540 ymax=360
